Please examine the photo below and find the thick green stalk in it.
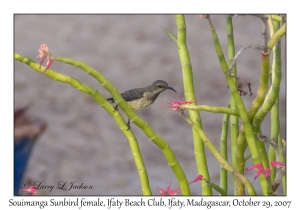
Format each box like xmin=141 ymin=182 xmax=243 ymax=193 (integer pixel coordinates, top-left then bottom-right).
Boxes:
xmin=51 ymin=56 xmax=190 ymax=195
xmin=235 ymin=126 xmax=247 ymax=195
xmin=269 ymin=99 xmax=278 ymax=181
xmin=236 ymin=52 xmax=270 ymax=169
xmin=247 ymin=53 xmax=270 ymax=119
xmin=251 ymin=29 xmax=282 ymax=195
xmin=267 ymin=17 xmax=284 ymax=194
xmin=220 ymin=107 xmax=229 ymax=194
xmin=181 ymin=104 xmax=239 ymax=116
xmin=206 ymin=16 xmax=267 ymax=194
xmin=252 ymin=39 xmax=281 ymax=138
xmin=269 ymin=17 xmax=280 ymax=181
xmin=248 ymin=52 xmax=271 ymax=181
xmin=14 ymin=53 xmax=152 ymax=195
xmin=234 ymin=28 xmax=271 ymax=195
xmin=182 ymin=113 xmax=256 ymax=195
xmin=175 ymin=14 xmax=212 ymax=195
xmin=270 ymin=15 xmax=283 ymax=22
xmin=226 ymin=15 xmax=239 ymax=195
xmin=267 ymin=23 xmax=286 ymax=49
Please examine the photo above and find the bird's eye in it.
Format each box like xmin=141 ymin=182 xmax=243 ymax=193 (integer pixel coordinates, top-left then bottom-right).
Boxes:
xmin=158 ymin=85 xmax=163 ymax=88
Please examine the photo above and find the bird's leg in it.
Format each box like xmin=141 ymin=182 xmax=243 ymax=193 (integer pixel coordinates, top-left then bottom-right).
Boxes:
xmin=113 ymin=105 xmax=119 ymax=112
xmin=126 ymin=118 xmax=131 ymax=131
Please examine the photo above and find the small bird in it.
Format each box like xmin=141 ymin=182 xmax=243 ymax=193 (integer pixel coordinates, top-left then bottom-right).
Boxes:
xmin=107 ymin=80 xmax=176 ymax=129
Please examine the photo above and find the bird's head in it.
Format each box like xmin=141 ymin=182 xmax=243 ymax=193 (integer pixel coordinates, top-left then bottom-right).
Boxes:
xmin=150 ymin=80 xmax=177 ymax=95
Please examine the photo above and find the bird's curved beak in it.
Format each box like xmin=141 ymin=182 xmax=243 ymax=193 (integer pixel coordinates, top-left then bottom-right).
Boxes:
xmin=166 ymin=86 xmax=177 ymax=93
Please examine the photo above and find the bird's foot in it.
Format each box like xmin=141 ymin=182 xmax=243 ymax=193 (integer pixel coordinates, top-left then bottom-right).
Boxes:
xmin=113 ymin=105 xmax=119 ymax=112
xmin=126 ymin=119 xmax=131 ymax=131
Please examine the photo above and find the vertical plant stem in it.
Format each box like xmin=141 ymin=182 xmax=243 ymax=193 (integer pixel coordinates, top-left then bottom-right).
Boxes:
xmin=249 ymin=51 xmax=271 ymax=177
xmin=176 ymin=14 xmax=212 ymax=195
xmin=234 ymin=17 xmax=271 ymax=195
xmin=270 ymin=15 xmax=285 ymax=194
xmin=247 ymin=53 xmax=270 ymax=119
xmin=269 ymin=98 xmax=279 ymax=181
xmin=181 ymin=112 xmax=256 ymax=195
xmin=269 ymin=16 xmax=281 ymax=181
xmin=251 ymin=14 xmax=283 ymax=194
xmin=226 ymin=15 xmax=240 ymax=195
xmin=267 ymin=23 xmax=286 ymax=49
xmin=252 ymin=26 xmax=282 ymax=154
xmin=239 ymin=52 xmax=270 ymax=174
xmin=206 ymin=16 xmax=267 ymax=194
xmin=220 ymin=105 xmax=229 ymax=194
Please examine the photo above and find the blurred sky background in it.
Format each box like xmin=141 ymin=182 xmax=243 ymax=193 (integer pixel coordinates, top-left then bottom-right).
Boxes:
xmin=14 ymin=15 xmax=286 ymax=195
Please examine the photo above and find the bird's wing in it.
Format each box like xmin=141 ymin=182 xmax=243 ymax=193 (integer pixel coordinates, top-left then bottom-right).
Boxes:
xmin=121 ymin=88 xmax=145 ymax=102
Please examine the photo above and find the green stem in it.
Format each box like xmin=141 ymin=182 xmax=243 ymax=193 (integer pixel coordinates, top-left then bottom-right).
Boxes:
xmin=270 ymin=15 xmax=283 ymax=22
xmin=267 ymin=23 xmax=286 ymax=49
xmin=252 ymin=36 xmax=282 ymax=140
xmin=220 ymin=105 xmax=229 ymax=194
xmin=202 ymin=177 xmax=227 ymax=195
xmin=234 ymin=29 xmax=271 ymax=195
xmin=162 ymin=26 xmax=178 ymax=43
xmin=251 ymin=17 xmax=282 ymax=195
xmin=226 ymin=15 xmax=239 ymax=195
xmin=181 ymin=104 xmax=239 ymax=116
xmin=181 ymin=112 xmax=256 ymax=195
xmin=206 ymin=16 xmax=266 ymax=194
xmin=210 ymin=182 xmax=227 ymax=196
xmin=244 ymin=154 xmax=252 ymax=161
xmin=14 ymin=53 xmax=152 ymax=195
xmin=270 ymin=18 xmax=285 ymax=194
xmin=175 ymin=14 xmax=212 ymax=195
xmin=235 ymin=48 xmax=270 ymax=176
xmin=269 ymin=17 xmax=280 ymax=182
xmin=247 ymin=52 xmax=270 ymax=120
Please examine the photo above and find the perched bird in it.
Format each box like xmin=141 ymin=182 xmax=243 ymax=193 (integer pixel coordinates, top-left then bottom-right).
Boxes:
xmin=107 ymin=80 xmax=176 ymax=129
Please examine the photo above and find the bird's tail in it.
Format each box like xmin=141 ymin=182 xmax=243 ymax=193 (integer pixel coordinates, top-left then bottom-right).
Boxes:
xmin=107 ymin=98 xmax=115 ymax=103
